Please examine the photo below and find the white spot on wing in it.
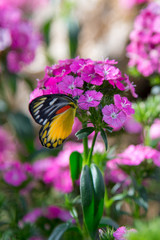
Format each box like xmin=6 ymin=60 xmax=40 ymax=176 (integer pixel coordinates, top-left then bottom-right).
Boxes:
xmin=36 ymin=115 xmax=40 ymax=119
xmin=49 ymin=98 xmax=58 ymax=105
xmin=43 ymin=119 xmax=48 ymax=125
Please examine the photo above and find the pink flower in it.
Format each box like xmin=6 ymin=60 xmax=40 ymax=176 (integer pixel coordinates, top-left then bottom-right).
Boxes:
xmin=44 ymin=206 xmax=72 ymax=222
xmin=114 ymin=94 xmax=135 ymax=115
xmin=150 ymin=119 xmax=160 ymax=140
xmin=0 ymin=27 xmax=11 ymax=51
xmin=113 ymin=226 xmax=136 ymax=240
xmin=78 ymin=90 xmax=103 ymax=110
xmin=3 ymin=162 xmax=27 ymax=186
xmin=23 ymin=208 xmax=42 ymax=223
xmin=124 ymin=75 xmax=138 ymax=98
xmin=58 ymin=75 xmax=83 ymax=97
xmin=124 ymin=116 xmax=142 ymax=134
xmin=0 ymin=5 xmax=40 ymax=73
xmin=81 ymin=63 xmax=104 ymax=86
xmin=127 ymin=2 xmax=160 ymax=77
xmin=102 ymin=104 xmax=127 ymax=129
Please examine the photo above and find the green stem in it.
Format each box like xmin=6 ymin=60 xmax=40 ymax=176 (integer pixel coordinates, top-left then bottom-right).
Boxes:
xmin=82 ymin=123 xmax=88 ymax=165
xmin=143 ymin=125 xmax=150 ymax=146
xmin=87 ymin=132 xmax=98 ymax=166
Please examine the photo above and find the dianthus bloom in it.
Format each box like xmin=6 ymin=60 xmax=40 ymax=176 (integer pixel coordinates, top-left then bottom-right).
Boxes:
xmin=105 ymin=144 xmax=160 ymax=186
xmin=127 ymin=2 xmax=160 ymax=77
xmin=30 ymin=57 xmax=136 ymax=131
xmin=113 ymin=226 xmax=136 ymax=240
xmin=0 ymin=0 xmax=48 ymax=13
xmin=0 ymin=5 xmax=40 ymax=73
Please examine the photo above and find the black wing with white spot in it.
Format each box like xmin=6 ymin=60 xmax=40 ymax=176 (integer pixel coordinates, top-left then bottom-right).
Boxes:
xmin=29 ymin=94 xmax=76 ymax=126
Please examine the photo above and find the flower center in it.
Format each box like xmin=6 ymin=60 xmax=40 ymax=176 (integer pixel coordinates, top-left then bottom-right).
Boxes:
xmin=111 ymin=112 xmax=117 ymax=119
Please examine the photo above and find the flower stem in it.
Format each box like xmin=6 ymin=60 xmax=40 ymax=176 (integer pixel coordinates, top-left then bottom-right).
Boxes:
xmin=87 ymin=131 xmax=98 ymax=166
xmin=82 ymin=122 xmax=89 ymax=165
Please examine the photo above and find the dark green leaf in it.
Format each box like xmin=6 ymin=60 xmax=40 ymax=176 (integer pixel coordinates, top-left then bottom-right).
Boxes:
xmin=48 ymin=222 xmax=75 ymax=240
xmin=68 ymin=19 xmax=79 ymax=58
xmin=90 ymin=164 xmax=105 ymax=229
xmin=75 ymin=127 xmax=95 ymax=139
xmin=105 ymin=127 xmax=113 ymax=133
xmin=6 ymin=73 xmax=17 ymax=94
xmin=42 ymin=19 xmax=52 ymax=46
xmin=80 ymin=164 xmax=105 ymax=239
xmin=99 ymin=217 xmax=119 ymax=229
xmin=69 ymin=151 xmax=83 ymax=182
xmin=8 ymin=112 xmax=35 ymax=152
xmin=100 ymin=129 xmax=108 ymax=151
xmin=80 ymin=165 xmax=95 ymax=238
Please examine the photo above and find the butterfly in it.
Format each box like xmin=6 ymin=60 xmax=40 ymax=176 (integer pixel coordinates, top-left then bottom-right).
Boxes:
xmin=29 ymin=94 xmax=77 ymax=149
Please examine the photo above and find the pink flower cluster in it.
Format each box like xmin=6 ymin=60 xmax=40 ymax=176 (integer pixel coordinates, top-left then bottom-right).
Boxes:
xmin=113 ymin=226 xmax=136 ymax=240
xmin=30 ymin=57 xmax=136 ymax=130
xmin=127 ymin=2 xmax=160 ymax=77
xmin=102 ymin=94 xmax=135 ymax=129
xmin=0 ymin=0 xmax=48 ymax=13
xmin=32 ymin=142 xmax=83 ymax=193
xmin=21 ymin=205 xmax=72 ymax=225
xmin=0 ymin=5 xmax=40 ymax=73
xmin=119 ymin=0 xmax=150 ymax=9
xmin=105 ymin=144 xmax=160 ymax=186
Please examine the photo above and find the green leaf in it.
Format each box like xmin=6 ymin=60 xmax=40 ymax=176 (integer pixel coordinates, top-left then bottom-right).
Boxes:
xmin=48 ymin=222 xmax=75 ymax=240
xmin=90 ymin=164 xmax=105 ymax=229
xmin=8 ymin=112 xmax=35 ymax=152
xmin=80 ymin=164 xmax=105 ymax=239
xmin=6 ymin=73 xmax=17 ymax=94
xmin=99 ymin=217 xmax=119 ymax=229
xmin=80 ymin=165 xmax=95 ymax=238
xmin=75 ymin=127 xmax=95 ymax=139
xmin=42 ymin=19 xmax=52 ymax=46
xmin=100 ymin=129 xmax=108 ymax=151
xmin=69 ymin=151 xmax=83 ymax=182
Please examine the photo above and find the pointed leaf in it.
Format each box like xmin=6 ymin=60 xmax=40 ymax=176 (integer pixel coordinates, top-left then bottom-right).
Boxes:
xmin=90 ymin=164 xmax=105 ymax=228
xmin=80 ymin=164 xmax=105 ymax=239
xmin=48 ymin=222 xmax=74 ymax=240
xmin=99 ymin=217 xmax=119 ymax=229
xmin=100 ymin=129 xmax=108 ymax=151
xmin=75 ymin=127 xmax=95 ymax=139
xmin=80 ymin=165 xmax=95 ymax=238
xmin=69 ymin=151 xmax=83 ymax=182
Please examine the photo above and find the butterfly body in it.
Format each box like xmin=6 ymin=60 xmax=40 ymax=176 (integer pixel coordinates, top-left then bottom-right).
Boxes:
xmin=29 ymin=94 xmax=77 ymax=148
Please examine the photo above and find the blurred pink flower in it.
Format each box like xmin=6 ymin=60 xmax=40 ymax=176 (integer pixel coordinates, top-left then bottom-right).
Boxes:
xmin=113 ymin=226 xmax=136 ymax=240
xmin=3 ymin=161 xmax=27 ymax=186
xmin=22 ymin=206 xmax=72 ymax=224
xmin=127 ymin=2 xmax=160 ymax=76
xmin=150 ymin=119 xmax=160 ymax=140
xmin=23 ymin=208 xmax=42 ymax=223
xmin=33 ymin=142 xmax=83 ymax=193
xmin=119 ymin=0 xmax=150 ymax=9
xmin=0 ymin=0 xmax=48 ymax=13
xmin=0 ymin=5 xmax=40 ymax=73
xmin=124 ymin=116 xmax=142 ymax=134
xmin=0 ymin=126 xmax=17 ymax=170
xmin=0 ymin=28 xmax=11 ymax=51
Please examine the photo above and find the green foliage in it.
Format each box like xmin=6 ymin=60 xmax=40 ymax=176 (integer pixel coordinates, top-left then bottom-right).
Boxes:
xmin=75 ymin=127 xmax=95 ymax=139
xmin=69 ymin=151 xmax=83 ymax=182
xmin=128 ymin=218 xmax=160 ymax=240
xmin=80 ymin=164 xmax=105 ymax=239
xmin=133 ymin=95 xmax=160 ymax=126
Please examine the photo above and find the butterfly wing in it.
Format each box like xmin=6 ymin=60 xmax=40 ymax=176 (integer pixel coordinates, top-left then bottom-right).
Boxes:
xmin=29 ymin=94 xmax=77 ymax=125
xmin=39 ymin=106 xmax=76 ymax=148
xmin=29 ymin=94 xmax=77 ymax=148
